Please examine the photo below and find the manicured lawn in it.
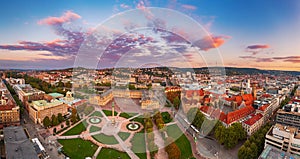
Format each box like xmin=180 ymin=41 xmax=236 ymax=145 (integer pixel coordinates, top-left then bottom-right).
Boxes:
xmin=97 ymin=148 xmax=130 ymax=159
xmin=161 ymin=112 xmax=173 ymax=123
xmin=92 ymin=134 xmax=118 ymax=145
xmin=135 ymin=153 xmax=147 ymax=159
xmin=82 ymin=119 xmax=89 ymax=127
xmin=131 ymin=132 xmax=147 ymax=159
xmin=83 ymin=106 xmax=95 ymax=115
xmin=130 ymin=115 xmax=145 ymax=125
xmin=102 ymin=109 xmax=118 ymax=116
xmin=118 ymin=132 xmax=131 ymax=141
xmin=119 ymin=112 xmax=138 ymax=119
xmin=90 ymin=111 xmax=103 ymax=117
xmin=166 ymin=124 xmax=194 ymax=159
xmin=62 ymin=122 xmax=86 ymax=136
xmin=90 ymin=126 xmax=101 ymax=133
xmin=58 ymin=138 xmax=98 ymax=159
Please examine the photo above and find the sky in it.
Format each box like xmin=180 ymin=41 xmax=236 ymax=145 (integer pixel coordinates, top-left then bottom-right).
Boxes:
xmin=0 ymin=0 xmax=300 ymax=71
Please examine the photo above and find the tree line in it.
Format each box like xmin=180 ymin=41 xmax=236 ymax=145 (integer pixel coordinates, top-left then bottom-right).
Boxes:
xmin=238 ymin=123 xmax=271 ymax=159
xmin=187 ymin=107 xmax=247 ymax=149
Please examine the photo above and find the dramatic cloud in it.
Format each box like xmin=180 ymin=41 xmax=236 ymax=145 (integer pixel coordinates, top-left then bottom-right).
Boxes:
xmin=193 ymin=35 xmax=230 ymax=51
xmin=246 ymin=44 xmax=270 ymax=55
xmin=256 ymin=58 xmax=274 ymax=62
xmin=239 ymin=56 xmax=256 ymax=59
xmin=272 ymin=56 xmax=300 ymax=63
xmin=0 ymin=11 xmax=84 ymax=57
xmin=181 ymin=4 xmax=197 ymax=10
xmin=136 ymin=0 xmax=154 ymax=20
xmin=239 ymin=55 xmax=300 ymax=64
xmin=38 ymin=11 xmax=81 ymax=25
xmin=247 ymin=44 xmax=270 ymax=49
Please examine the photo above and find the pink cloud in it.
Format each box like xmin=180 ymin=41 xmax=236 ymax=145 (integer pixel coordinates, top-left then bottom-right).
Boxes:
xmin=136 ymin=0 xmax=153 ymax=20
xmin=120 ymin=3 xmax=130 ymax=9
xmin=194 ymin=35 xmax=230 ymax=51
xmin=256 ymin=58 xmax=274 ymax=62
xmin=247 ymin=44 xmax=270 ymax=49
xmin=38 ymin=11 xmax=81 ymax=25
xmin=181 ymin=4 xmax=197 ymax=10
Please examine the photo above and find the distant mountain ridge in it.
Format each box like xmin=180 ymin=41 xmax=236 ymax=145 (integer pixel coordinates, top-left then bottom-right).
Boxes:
xmin=1 ymin=67 xmax=300 ymax=76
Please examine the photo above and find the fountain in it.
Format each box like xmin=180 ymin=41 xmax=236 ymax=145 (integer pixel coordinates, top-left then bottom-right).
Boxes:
xmin=126 ymin=121 xmax=140 ymax=131
xmin=89 ymin=117 xmax=101 ymax=124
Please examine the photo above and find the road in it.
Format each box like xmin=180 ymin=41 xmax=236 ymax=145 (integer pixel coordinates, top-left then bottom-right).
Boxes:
xmin=22 ymin=110 xmax=65 ymax=159
xmin=175 ymin=114 xmax=238 ymax=159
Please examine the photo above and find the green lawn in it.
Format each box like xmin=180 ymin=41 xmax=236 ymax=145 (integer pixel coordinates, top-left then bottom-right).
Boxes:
xmin=119 ymin=112 xmax=138 ymax=119
xmin=161 ymin=112 xmax=173 ymax=123
xmin=58 ymin=138 xmax=98 ymax=159
xmin=130 ymin=115 xmax=145 ymax=125
xmin=62 ymin=122 xmax=86 ymax=136
xmin=90 ymin=111 xmax=103 ymax=117
xmin=102 ymin=109 xmax=118 ymax=116
xmin=90 ymin=126 xmax=101 ymax=133
xmin=166 ymin=124 xmax=194 ymax=159
xmin=118 ymin=132 xmax=131 ymax=141
xmin=83 ymin=106 xmax=95 ymax=115
xmin=82 ymin=119 xmax=89 ymax=127
xmin=97 ymin=148 xmax=130 ymax=159
xmin=131 ymin=132 xmax=147 ymax=159
xmin=92 ymin=134 xmax=118 ymax=145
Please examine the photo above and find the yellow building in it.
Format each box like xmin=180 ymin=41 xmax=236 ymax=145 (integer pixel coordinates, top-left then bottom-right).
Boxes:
xmin=0 ymin=81 xmax=20 ymax=129
xmin=28 ymin=99 xmax=68 ymax=124
xmin=89 ymin=89 xmax=142 ymax=106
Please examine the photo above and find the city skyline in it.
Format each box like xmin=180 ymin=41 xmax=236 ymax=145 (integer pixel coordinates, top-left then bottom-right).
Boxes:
xmin=0 ymin=0 xmax=300 ymax=71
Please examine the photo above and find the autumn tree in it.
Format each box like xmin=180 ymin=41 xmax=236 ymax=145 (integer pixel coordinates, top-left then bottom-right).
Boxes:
xmin=43 ymin=116 xmax=51 ymax=128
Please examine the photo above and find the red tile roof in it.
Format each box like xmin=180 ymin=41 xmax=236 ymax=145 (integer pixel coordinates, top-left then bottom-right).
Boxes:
xmin=0 ymin=105 xmax=14 ymax=111
xmin=258 ymin=104 xmax=270 ymax=111
xmin=243 ymin=113 xmax=263 ymax=126
xmin=261 ymin=94 xmax=272 ymax=98
xmin=199 ymin=105 xmax=255 ymax=125
xmin=226 ymin=106 xmax=255 ymax=124
xmin=185 ymin=89 xmax=205 ymax=98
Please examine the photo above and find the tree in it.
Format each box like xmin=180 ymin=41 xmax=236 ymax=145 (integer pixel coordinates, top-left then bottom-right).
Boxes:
xmin=51 ymin=114 xmax=59 ymax=126
xmin=165 ymin=137 xmax=181 ymax=159
xmin=66 ymin=119 xmax=70 ymax=127
xmin=43 ymin=116 xmax=51 ymax=128
xmin=57 ymin=80 xmax=64 ymax=87
xmin=65 ymin=81 xmax=72 ymax=88
xmin=128 ymin=84 xmax=136 ymax=90
xmin=173 ymin=96 xmax=180 ymax=110
xmin=187 ymin=107 xmax=198 ymax=123
xmin=224 ymin=126 xmax=238 ymax=149
xmin=250 ymin=143 xmax=258 ymax=158
xmin=232 ymin=123 xmax=247 ymax=141
xmin=70 ymin=108 xmax=78 ymax=124
xmin=57 ymin=113 xmax=64 ymax=123
xmin=215 ymin=125 xmax=226 ymax=144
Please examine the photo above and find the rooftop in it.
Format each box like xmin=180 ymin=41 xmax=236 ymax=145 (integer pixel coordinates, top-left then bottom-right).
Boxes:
xmin=243 ymin=113 xmax=263 ymax=126
xmin=48 ymin=92 xmax=64 ymax=99
xmin=259 ymin=145 xmax=297 ymax=159
xmin=31 ymin=99 xmax=64 ymax=110
xmin=3 ymin=126 xmax=39 ymax=159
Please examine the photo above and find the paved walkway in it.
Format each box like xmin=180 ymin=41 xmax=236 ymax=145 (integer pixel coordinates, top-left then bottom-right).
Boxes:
xmin=153 ymin=125 xmax=168 ymax=159
xmin=93 ymin=146 xmax=102 ymax=159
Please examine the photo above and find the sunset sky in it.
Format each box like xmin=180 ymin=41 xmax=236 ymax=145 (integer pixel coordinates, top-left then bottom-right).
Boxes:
xmin=0 ymin=0 xmax=300 ymax=71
